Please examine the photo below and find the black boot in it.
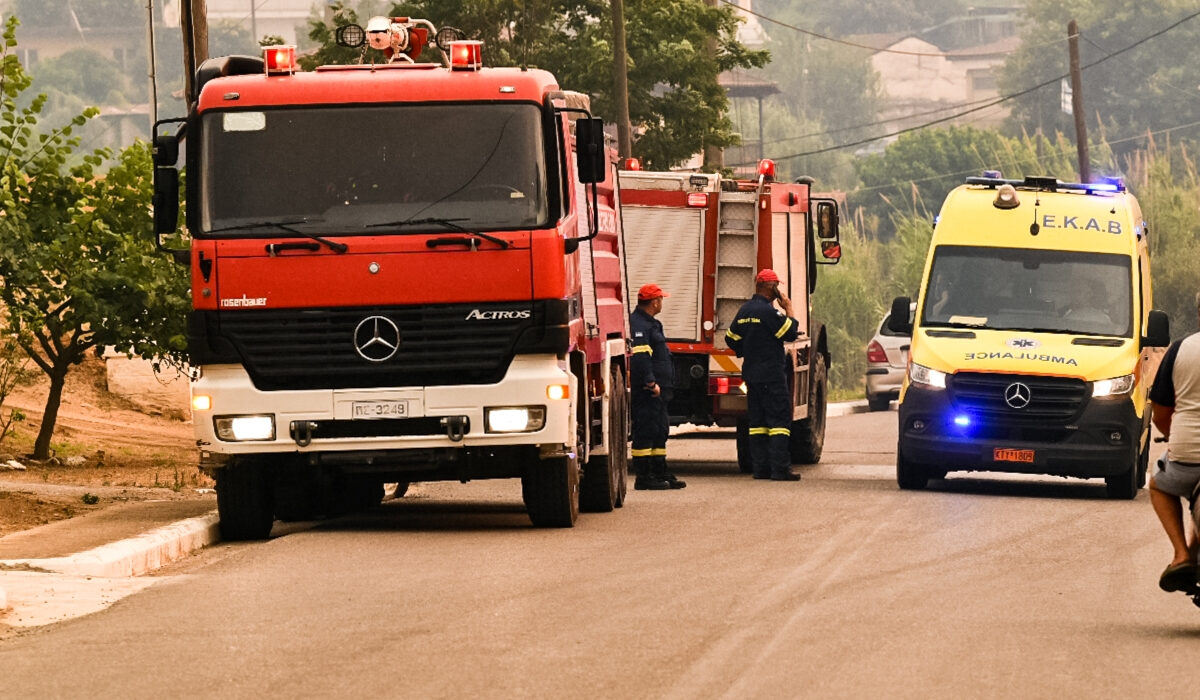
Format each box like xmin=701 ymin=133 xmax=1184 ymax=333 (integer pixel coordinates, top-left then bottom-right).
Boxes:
xmin=654 ymin=456 xmax=686 ymax=489
xmin=633 ymin=456 xmax=669 ymax=490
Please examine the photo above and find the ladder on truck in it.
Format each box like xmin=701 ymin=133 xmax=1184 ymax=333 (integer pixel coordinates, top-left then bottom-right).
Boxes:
xmin=714 ymin=188 xmax=760 ymax=350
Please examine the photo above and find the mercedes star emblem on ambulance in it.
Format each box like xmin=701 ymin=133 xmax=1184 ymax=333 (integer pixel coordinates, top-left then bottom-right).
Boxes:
xmin=1004 ymin=382 xmax=1031 ymax=409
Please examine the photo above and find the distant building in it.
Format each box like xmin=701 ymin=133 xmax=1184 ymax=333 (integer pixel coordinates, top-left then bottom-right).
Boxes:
xmin=850 ymin=6 xmax=1023 ymax=137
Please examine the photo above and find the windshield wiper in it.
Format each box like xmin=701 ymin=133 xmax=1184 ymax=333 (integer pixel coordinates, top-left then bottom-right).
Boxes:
xmin=925 ymin=319 xmax=993 ymax=330
xmin=366 ymin=217 xmax=510 ymax=249
xmin=207 ymin=219 xmax=348 ymax=254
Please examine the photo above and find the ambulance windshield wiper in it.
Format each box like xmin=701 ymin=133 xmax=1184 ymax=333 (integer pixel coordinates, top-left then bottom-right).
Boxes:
xmin=207 ymin=219 xmax=348 ymax=254
xmin=366 ymin=217 xmax=510 ymax=249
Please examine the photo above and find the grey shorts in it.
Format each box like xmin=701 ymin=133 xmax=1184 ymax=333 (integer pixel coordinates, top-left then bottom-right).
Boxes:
xmin=1151 ymin=452 xmax=1200 ymax=499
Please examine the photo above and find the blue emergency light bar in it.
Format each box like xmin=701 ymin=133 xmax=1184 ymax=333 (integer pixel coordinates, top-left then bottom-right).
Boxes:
xmin=965 ymin=172 xmax=1125 ymax=194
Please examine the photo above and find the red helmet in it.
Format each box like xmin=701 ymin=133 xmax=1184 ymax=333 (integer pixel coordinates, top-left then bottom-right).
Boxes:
xmin=637 ymin=284 xmax=669 ymax=301
xmin=755 ymin=269 xmax=780 ymax=284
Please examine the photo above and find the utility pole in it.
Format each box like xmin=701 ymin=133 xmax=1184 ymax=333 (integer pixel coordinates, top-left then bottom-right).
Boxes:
xmin=701 ymin=0 xmax=723 ymax=172
xmin=1067 ymin=19 xmax=1089 ymax=183
xmin=145 ymin=0 xmax=158 ymax=133
xmin=180 ymin=0 xmax=210 ymax=105
xmin=610 ymin=0 xmax=633 ymax=160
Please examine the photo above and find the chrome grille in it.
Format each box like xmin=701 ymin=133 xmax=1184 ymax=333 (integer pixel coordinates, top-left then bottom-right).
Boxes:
xmin=949 ymin=372 xmax=1088 ymax=422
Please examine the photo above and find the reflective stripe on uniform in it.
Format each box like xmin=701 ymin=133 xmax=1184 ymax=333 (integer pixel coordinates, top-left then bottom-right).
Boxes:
xmin=725 ymin=329 xmax=742 ymax=341
xmin=631 ymin=345 xmax=654 ymax=355
xmin=768 ymin=427 xmax=791 ymax=436
xmin=631 ymin=448 xmax=654 ymax=457
xmin=748 ymin=427 xmax=769 ymax=435
xmin=774 ymin=318 xmax=793 ymax=339
xmin=651 ymin=448 xmax=668 ymax=456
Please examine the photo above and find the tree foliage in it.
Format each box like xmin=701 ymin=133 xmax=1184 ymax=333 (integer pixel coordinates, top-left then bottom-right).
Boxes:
xmin=999 ymin=0 xmax=1200 ymax=162
xmin=300 ymin=0 xmax=767 ymax=170
xmin=0 ymin=17 xmax=189 ymax=459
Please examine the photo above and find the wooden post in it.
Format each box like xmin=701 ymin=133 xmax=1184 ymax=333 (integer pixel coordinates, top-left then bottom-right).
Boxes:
xmin=180 ymin=0 xmax=209 ymax=105
xmin=1068 ymin=19 xmax=1089 ymax=183
xmin=611 ymin=0 xmax=633 ymax=160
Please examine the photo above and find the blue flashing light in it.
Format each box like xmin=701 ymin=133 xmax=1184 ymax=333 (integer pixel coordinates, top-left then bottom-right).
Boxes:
xmin=1087 ymin=182 xmax=1120 ymax=192
xmin=982 ymin=170 xmax=1002 ymax=179
xmin=953 ymin=415 xmax=971 ymax=428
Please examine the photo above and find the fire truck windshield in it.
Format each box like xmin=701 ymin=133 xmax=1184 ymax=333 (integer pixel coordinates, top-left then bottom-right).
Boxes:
xmin=921 ymin=245 xmax=1132 ymax=337
xmin=198 ymin=103 xmax=549 ymax=235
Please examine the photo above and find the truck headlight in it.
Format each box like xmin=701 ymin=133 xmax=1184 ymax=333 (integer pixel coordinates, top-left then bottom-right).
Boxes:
xmin=214 ymin=415 xmax=276 ymax=441
xmin=909 ymin=362 xmax=947 ymax=390
xmin=1092 ymin=374 xmax=1135 ymax=398
xmin=485 ymin=406 xmax=546 ymax=433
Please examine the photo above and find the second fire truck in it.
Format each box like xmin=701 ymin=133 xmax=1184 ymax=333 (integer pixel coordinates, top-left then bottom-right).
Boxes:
xmin=618 ymin=161 xmax=842 ymax=471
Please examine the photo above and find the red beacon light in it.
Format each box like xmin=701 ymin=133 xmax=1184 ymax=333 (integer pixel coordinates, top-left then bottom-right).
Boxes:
xmin=263 ymin=45 xmax=298 ymax=76
xmin=623 ymin=157 xmax=642 ymax=171
xmin=686 ymin=192 xmax=708 ymax=207
xmin=757 ymin=158 xmax=776 ymax=181
xmin=449 ymin=40 xmax=484 ymax=71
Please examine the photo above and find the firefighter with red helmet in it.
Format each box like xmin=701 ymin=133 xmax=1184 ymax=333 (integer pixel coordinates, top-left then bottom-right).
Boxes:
xmin=725 ymin=269 xmax=802 ymax=481
xmin=629 ymin=284 xmax=685 ymax=490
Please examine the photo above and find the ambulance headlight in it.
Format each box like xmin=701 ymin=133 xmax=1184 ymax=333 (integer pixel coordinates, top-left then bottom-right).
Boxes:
xmin=214 ymin=415 xmax=276 ymax=441
xmin=1092 ymin=374 xmax=1135 ymax=398
xmin=909 ymin=362 xmax=947 ymax=390
xmin=485 ymin=407 xmax=546 ymax=433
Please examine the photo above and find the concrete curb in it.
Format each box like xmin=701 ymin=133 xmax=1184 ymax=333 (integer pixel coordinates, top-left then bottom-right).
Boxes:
xmin=1 ymin=510 xmax=219 ymax=579
xmin=827 ymin=400 xmax=871 ymax=418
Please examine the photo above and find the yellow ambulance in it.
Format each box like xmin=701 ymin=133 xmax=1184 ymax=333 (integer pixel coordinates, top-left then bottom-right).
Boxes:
xmin=888 ymin=173 xmax=1170 ymax=498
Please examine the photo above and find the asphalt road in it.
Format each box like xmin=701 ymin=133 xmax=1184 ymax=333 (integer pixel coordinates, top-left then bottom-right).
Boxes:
xmin=2 ymin=408 xmax=1197 ymax=698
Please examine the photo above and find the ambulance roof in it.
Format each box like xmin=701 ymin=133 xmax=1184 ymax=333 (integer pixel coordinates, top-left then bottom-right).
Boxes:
xmin=196 ymin=65 xmax=560 ymax=112
xmin=934 ymin=179 xmax=1143 ymax=255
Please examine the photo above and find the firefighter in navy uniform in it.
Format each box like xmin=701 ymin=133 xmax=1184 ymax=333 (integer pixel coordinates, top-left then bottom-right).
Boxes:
xmin=725 ymin=269 xmax=802 ymax=481
xmin=629 ymin=284 xmax=686 ymax=490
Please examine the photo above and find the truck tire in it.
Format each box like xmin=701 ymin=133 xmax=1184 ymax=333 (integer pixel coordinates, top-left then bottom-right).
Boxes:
xmin=790 ymin=354 xmax=827 ymax=464
xmin=1136 ymin=433 xmax=1150 ymax=490
xmin=522 ymin=455 xmax=579 ymax=527
xmin=896 ymin=443 xmax=930 ymax=490
xmin=274 ymin=472 xmax=321 ymax=522
xmin=216 ymin=460 xmax=275 ymax=541
xmin=735 ymin=417 xmax=753 ymax=473
xmin=867 ymin=395 xmax=891 ymax=412
xmin=581 ymin=369 xmax=629 ymax=512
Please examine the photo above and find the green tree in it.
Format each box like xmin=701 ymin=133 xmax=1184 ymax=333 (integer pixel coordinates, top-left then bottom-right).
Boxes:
xmin=30 ymin=48 xmax=126 ymax=106
xmin=299 ymin=1 xmax=767 ymax=170
xmin=0 ymin=18 xmax=189 ymax=459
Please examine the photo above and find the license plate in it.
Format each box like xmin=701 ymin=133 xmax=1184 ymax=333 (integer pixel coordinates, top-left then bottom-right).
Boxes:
xmin=994 ymin=448 xmax=1035 ymax=463
xmin=352 ymin=400 xmax=408 ymax=419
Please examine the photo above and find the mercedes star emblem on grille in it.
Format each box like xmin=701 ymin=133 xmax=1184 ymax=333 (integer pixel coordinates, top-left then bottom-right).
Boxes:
xmin=1004 ymin=381 xmax=1032 ymax=409
xmin=353 ymin=315 xmax=400 ymax=362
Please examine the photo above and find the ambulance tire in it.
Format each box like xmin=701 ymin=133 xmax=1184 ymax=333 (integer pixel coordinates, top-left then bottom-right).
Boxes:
xmin=896 ymin=444 xmax=930 ymax=491
xmin=791 ymin=354 xmax=827 ymax=464
xmin=735 ymin=418 xmax=753 ymax=473
xmin=523 ymin=454 xmax=579 ymax=527
xmin=581 ymin=369 xmax=629 ymax=513
xmin=1105 ymin=450 xmax=1140 ymax=500
xmin=1136 ymin=435 xmax=1150 ymax=490
xmin=216 ymin=459 xmax=276 ymax=541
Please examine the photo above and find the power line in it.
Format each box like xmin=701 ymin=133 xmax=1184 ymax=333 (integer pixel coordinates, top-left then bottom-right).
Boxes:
xmin=719 ymin=0 xmax=1061 ymax=58
xmin=732 ymin=7 xmax=1200 ymax=165
xmin=846 ymin=117 xmax=1200 ymax=197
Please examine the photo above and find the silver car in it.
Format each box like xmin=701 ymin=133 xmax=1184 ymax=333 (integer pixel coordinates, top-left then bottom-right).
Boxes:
xmin=864 ymin=303 xmax=914 ymax=411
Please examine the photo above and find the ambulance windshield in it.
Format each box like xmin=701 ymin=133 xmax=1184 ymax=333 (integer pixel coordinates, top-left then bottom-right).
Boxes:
xmin=922 ymin=245 xmax=1132 ymax=337
xmin=198 ymin=103 xmax=549 ymax=234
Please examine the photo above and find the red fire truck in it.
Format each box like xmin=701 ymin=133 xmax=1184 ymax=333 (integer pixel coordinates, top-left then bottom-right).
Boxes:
xmin=618 ymin=161 xmax=841 ymax=471
xmin=151 ymin=19 xmax=629 ymax=539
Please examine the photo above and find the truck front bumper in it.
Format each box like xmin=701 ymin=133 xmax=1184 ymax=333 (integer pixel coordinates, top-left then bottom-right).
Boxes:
xmin=192 ymin=354 xmax=575 ymax=458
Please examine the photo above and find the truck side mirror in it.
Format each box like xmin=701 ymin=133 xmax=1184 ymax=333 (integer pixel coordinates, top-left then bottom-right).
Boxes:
xmin=1143 ymin=309 xmax=1170 ymax=348
xmin=813 ymin=199 xmax=841 ymax=265
xmin=888 ymin=296 xmax=913 ymax=335
xmin=574 ymin=118 xmax=606 ymax=184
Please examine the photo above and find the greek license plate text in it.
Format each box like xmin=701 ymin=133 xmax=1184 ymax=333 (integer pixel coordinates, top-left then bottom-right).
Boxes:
xmin=352 ymin=400 xmax=408 ymax=419
xmin=994 ymin=448 xmax=1034 ymax=463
